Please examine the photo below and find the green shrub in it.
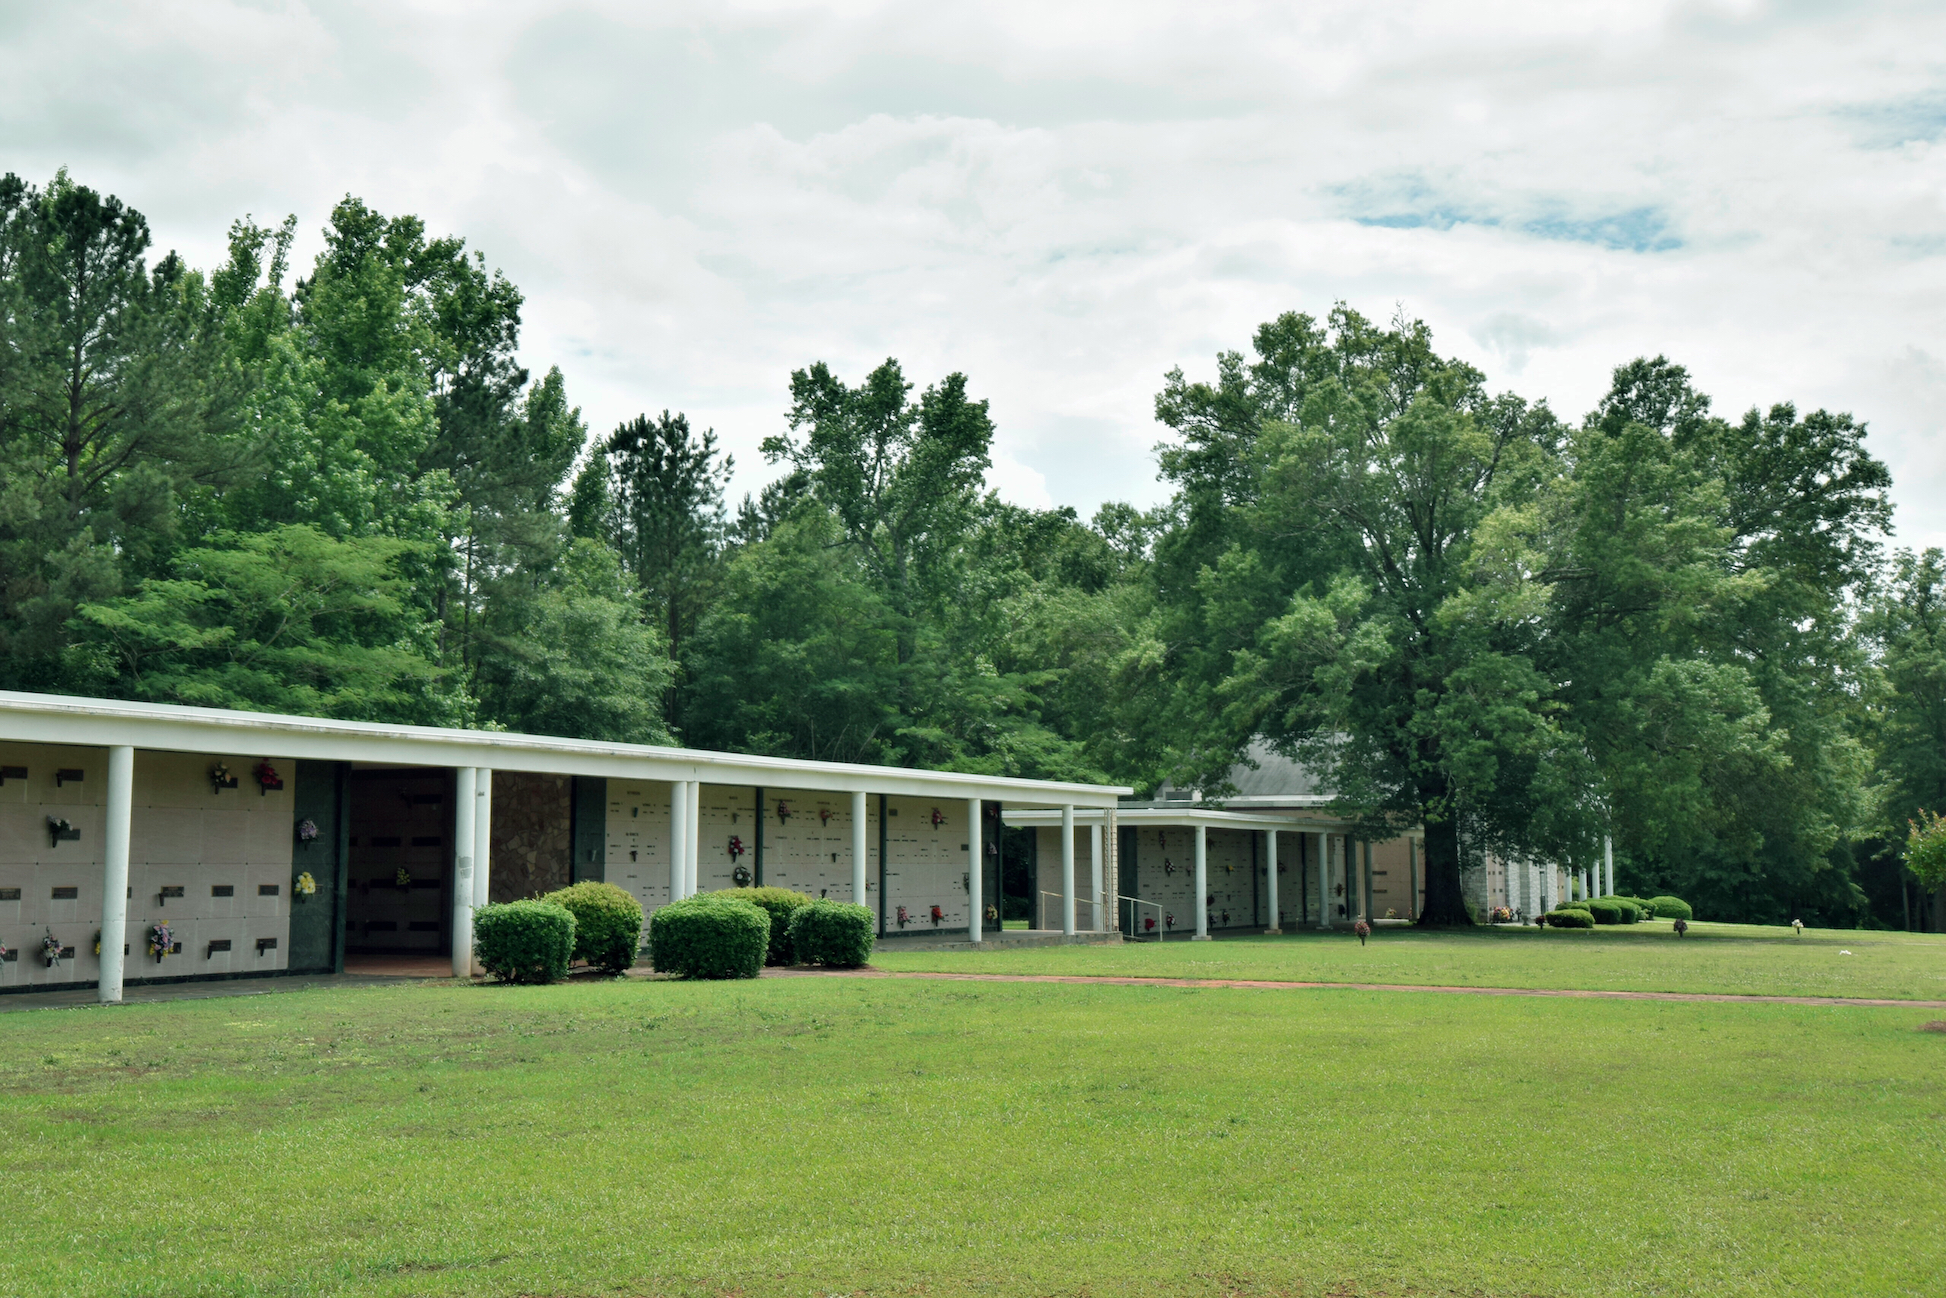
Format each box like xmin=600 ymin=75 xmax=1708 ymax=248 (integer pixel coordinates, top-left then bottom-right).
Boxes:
xmin=1605 ymin=897 xmax=1643 ymax=923
xmin=1544 ymin=907 xmax=1595 ymax=929
xmin=787 ymin=899 xmax=876 ymax=968
xmin=540 ymin=881 xmax=645 ymax=973
xmin=1585 ymin=899 xmax=1624 ymax=925
xmin=648 ymin=894 xmax=770 ymax=979
xmin=474 ymin=900 xmax=576 ymax=984
xmin=718 ymin=886 xmax=814 ymax=965
xmin=1646 ymin=895 xmax=1694 ymax=922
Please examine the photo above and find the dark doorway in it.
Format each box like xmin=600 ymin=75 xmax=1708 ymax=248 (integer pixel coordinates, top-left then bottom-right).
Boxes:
xmin=345 ymin=768 xmax=452 ymax=955
xmin=1000 ymin=824 xmax=1037 ymax=923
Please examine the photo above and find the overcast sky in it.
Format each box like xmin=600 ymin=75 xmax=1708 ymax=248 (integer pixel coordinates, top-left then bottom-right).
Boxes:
xmin=5 ymin=1 xmax=1943 ymax=541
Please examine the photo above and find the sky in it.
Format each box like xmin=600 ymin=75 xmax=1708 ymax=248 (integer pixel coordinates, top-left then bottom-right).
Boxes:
xmin=4 ymin=0 xmax=1944 ymax=541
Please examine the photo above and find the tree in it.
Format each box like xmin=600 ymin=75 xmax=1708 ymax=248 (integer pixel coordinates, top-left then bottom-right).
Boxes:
xmin=1548 ymin=361 xmax=1887 ymax=924
xmin=471 ymin=538 xmax=675 ymax=744
xmin=764 ymin=358 xmax=993 ymax=666
xmin=1861 ymin=549 xmax=1946 ymax=929
xmin=64 ymin=524 xmax=460 ymax=724
xmin=0 ymin=170 xmax=254 ymax=687
xmin=1198 ymin=307 xmax=1564 ymax=923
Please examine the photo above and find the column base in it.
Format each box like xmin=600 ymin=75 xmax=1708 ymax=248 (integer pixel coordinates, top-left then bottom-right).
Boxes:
xmin=1191 ymin=934 xmax=1213 ymax=941
xmin=1262 ymin=927 xmax=1283 ymax=935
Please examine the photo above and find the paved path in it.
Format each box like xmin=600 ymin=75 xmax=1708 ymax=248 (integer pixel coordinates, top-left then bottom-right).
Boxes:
xmin=775 ymin=967 xmax=1946 ymax=1009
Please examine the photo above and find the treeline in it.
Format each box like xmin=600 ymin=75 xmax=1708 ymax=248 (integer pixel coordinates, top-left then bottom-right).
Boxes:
xmin=1 ymin=172 xmax=1939 ymax=929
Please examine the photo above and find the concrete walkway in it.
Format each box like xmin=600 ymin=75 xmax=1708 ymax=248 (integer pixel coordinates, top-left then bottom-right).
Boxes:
xmin=777 ymin=967 xmax=1946 ymax=1009
xmin=0 ymin=955 xmax=457 ymax=1013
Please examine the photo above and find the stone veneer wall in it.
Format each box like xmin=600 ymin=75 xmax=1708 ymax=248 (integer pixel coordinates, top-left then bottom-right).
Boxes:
xmin=489 ymin=772 xmax=571 ymax=903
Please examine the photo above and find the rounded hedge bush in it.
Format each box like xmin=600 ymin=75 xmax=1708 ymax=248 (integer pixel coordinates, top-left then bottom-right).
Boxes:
xmin=718 ymin=886 xmax=814 ymax=965
xmin=474 ymin=900 xmax=576 ymax=983
xmin=1544 ymin=907 xmax=1595 ymax=929
xmin=1646 ymin=895 xmax=1694 ymax=922
xmin=787 ymin=898 xmax=876 ymax=968
xmin=541 ymin=881 xmax=645 ymax=973
xmin=648 ymin=894 xmax=770 ymax=979
xmin=1606 ymin=897 xmax=1643 ymax=923
xmin=1585 ymin=899 xmax=1624 ymax=925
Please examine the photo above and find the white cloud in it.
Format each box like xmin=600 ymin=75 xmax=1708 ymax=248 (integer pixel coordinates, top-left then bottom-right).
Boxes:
xmin=4 ymin=0 xmax=1944 ymax=541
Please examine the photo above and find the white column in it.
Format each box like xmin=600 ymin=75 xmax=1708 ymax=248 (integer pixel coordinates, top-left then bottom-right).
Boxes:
xmin=851 ymin=789 xmax=868 ymax=905
xmin=966 ymin=798 xmax=983 ymax=943
xmin=1089 ymin=822 xmax=1103 ymax=931
xmin=669 ymin=780 xmax=687 ymax=901
xmin=1361 ymin=840 xmax=1372 ymax=920
xmin=99 ymin=745 xmax=133 ymax=1005
xmin=452 ymin=766 xmax=477 ymax=978
xmin=1604 ymin=836 xmax=1615 ymax=897
xmin=687 ymin=780 xmax=701 ymax=896
xmin=1316 ymin=831 xmax=1331 ymax=929
xmin=1061 ymin=804 xmax=1076 ymax=936
xmin=473 ymin=770 xmax=493 ymax=912
xmin=1106 ymin=807 xmax=1119 ymax=934
xmin=1264 ymin=829 xmax=1281 ymax=934
xmin=1193 ymin=824 xmax=1209 ymax=939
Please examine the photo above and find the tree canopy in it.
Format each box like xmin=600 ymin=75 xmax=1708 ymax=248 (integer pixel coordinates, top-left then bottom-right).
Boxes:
xmin=0 ymin=169 xmax=1932 ymax=928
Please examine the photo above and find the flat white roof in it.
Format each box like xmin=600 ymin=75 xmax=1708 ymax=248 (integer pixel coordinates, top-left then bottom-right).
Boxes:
xmin=0 ymin=690 xmax=1131 ymax=808
xmin=1003 ymin=806 xmax=1416 ymax=833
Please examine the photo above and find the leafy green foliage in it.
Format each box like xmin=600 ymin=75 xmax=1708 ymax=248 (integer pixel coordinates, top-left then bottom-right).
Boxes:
xmin=540 ymin=881 xmax=645 ymax=974
xmin=474 ymin=900 xmax=576 ymax=983
xmin=1646 ymin=896 xmax=1694 ymax=922
xmin=1584 ymin=899 xmax=1624 ymax=925
xmin=786 ymin=899 xmax=875 ymax=968
xmin=65 ymin=525 xmax=455 ymax=721
xmin=1545 ymin=908 xmax=1596 ymax=929
xmin=647 ymin=894 xmax=769 ymax=979
xmin=1901 ymin=811 xmax=1946 ymax=892
xmin=718 ymin=886 xmax=814 ymax=965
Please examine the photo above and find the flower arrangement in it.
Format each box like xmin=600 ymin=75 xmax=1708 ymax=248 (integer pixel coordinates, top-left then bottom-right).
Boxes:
xmin=775 ymin=800 xmax=792 ymax=824
xmin=727 ymin=835 xmax=745 ymax=859
xmin=149 ymin=922 xmax=174 ymax=961
xmin=253 ymin=760 xmax=283 ymax=794
xmin=929 ymin=904 xmax=943 ymax=926
xmin=930 ymin=807 xmax=945 ymax=829
xmin=731 ymin=864 xmax=752 ymax=886
xmin=295 ymin=818 xmax=319 ymax=845
xmin=985 ymin=904 xmax=998 ymax=922
xmin=1144 ymin=915 xmax=1156 ymax=932
xmin=896 ymin=905 xmax=910 ymax=928
xmin=1164 ymin=911 xmax=1176 ymax=931
xmin=818 ymin=807 xmax=832 ymax=825
xmin=209 ymin=760 xmax=236 ymax=792
xmin=395 ymin=867 xmax=412 ymax=890
xmin=293 ymin=871 xmax=317 ymax=903
xmin=41 ymin=930 xmax=62 ymax=967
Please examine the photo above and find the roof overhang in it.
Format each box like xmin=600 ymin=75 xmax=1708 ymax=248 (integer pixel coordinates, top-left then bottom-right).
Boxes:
xmin=0 ymin=691 xmax=1131 ymax=808
xmin=1003 ymin=806 xmax=1396 ymax=832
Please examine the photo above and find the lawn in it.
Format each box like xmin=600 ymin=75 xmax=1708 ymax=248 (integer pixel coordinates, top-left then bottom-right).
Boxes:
xmin=874 ymin=921 xmax=1946 ymax=1002
xmin=2 ymin=971 xmax=1943 ymax=1296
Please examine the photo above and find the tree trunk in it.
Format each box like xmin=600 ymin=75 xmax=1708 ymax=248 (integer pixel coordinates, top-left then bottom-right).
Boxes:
xmin=1416 ymin=813 xmax=1473 ymax=926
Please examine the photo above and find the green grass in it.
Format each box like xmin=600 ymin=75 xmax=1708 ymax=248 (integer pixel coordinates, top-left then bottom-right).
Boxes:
xmin=2 ymin=973 xmax=1943 ymax=1296
xmin=874 ymin=920 xmax=1946 ymax=1001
